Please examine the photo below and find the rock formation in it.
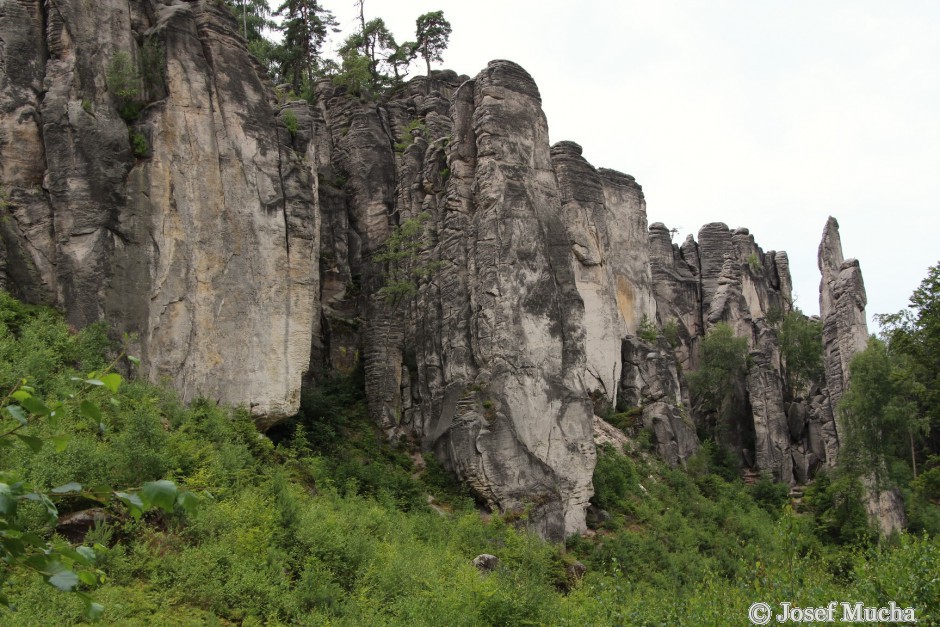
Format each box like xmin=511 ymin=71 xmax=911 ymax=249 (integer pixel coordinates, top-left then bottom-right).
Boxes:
xmin=818 ymin=216 xmax=869 ymax=442
xmin=0 ymin=2 xmax=892 ymax=538
xmin=0 ymin=0 xmax=319 ymax=428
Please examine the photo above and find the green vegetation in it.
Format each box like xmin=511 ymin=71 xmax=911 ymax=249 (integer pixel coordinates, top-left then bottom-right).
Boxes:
xmin=688 ymin=323 xmax=749 ymax=432
xmin=415 ymin=11 xmax=452 ymax=77
xmin=747 ymin=252 xmax=762 ymax=273
xmin=777 ymin=309 xmax=824 ymax=391
xmin=637 ymin=314 xmax=659 ymax=343
xmin=835 ymin=262 xmax=940 ymax=534
xmin=395 ymin=118 xmax=428 ymax=152
xmin=282 ymin=108 xmax=299 ymax=136
xmin=106 ymin=52 xmax=142 ymax=122
xmin=0 ymin=293 xmax=192 ymax=619
xmin=130 ymin=132 xmax=148 ymax=159
xmin=139 ymin=38 xmax=165 ymax=92
xmin=374 ymin=212 xmax=442 ymax=305
xmin=227 ymin=1 xmax=453 ymax=100
xmin=1 ymin=290 xmax=937 ymax=624
xmin=636 ymin=315 xmax=681 ymax=349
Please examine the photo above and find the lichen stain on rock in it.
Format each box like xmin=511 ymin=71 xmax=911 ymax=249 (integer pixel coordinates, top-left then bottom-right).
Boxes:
xmin=615 ymin=275 xmax=636 ymax=330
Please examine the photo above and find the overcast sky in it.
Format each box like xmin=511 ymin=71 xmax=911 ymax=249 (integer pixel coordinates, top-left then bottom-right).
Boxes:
xmin=295 ymin=0 xmax=940 ymax=327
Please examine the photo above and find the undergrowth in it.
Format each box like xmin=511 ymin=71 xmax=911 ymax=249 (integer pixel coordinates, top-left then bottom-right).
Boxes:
xmin=0 ymin=292 xmax=937 ymax=624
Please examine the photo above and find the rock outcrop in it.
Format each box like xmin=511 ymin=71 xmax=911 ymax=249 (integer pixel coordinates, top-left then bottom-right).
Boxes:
xmin=818 ymin=216 xmax=869 ymax=441
xmin=0 ymin=0 xmax=319 ymax=427
xmin=2 ymin=2 xmax=893 ymax=539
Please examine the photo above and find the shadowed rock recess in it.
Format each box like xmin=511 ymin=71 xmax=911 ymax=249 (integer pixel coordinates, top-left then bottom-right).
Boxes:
xmin=0 ymin=4 xmax=879 ymax=538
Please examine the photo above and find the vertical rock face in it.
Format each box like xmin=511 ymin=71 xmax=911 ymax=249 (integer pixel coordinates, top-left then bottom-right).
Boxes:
xmin=551 ymin=141 xmax=656 ymax=409
xmin=620 ymin=337 xmax=698 ymax=466
xmin=311 ymin=62 xmax=597 ymax=539
xmin=0 ymin=0 xmax=319 ymax=427
xmin=3 ymin=1 xmax=889 ymax=537
xmin=818 ymin=216 xmax=869 ymax=429
xmin=422 ymin=61 xmax=595 ymax=539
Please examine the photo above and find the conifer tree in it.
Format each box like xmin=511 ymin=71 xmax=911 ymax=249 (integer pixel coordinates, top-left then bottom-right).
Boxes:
xmin=415 ymin=11 xmax=451 ymax=76
xmin=274 ymin=0 xmax=337 ymax=93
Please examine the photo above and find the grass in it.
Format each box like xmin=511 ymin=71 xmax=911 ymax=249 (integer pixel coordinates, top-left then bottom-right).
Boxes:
xmin=0 ymin=291 xmax=937 ymax=625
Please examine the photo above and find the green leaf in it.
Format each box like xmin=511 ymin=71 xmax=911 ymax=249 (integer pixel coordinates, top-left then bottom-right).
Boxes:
xmin=51 ymin=482 xmax=83 ymax=494
xmin=6 ymin=404 xmax=28 ymax=425
xmin=84 ymin=379 xmax=104 ymax=387
xmin=0 ymin=484 xmax=15 ymax=516
xmin=141 ymin=480 xmax=177 ymax=512
xmin=115 ymin=492 xmax=144 ymax=520
xmin=176 ymin=490 xmax=199 ymax=514
xmin=51 ymin=434 xmax=70 ymax=453
xmin=20 ymin=531 xmax=46 ymax=548
xmin=23 ymin=492 xmax=58 ymax=521
xmin=99 ymin=373 xmax=122 ymax=394
xmin=85 ymin=600 xmax=104 ymax=620
xmin=80 ymin=400 xmax=102 ymax=422
xmin=14 ymin=433 xmax=43 ymax=452
xmin=77 ymin=570 xmax=98 ymax=586
xmin=48 ymin=569 xmax=79 ymax=592
xmin=20 ymin=396 xmax=50 ymax=416
xmin=88 ymin=483 xmax=114 ymax=500
xmin=11 ymin=390 xmax=31 ymax=402
xmin=60 ymin=546 xmax=93 ymax=567
xmin=76 ymin=546 xmax=96 ymax=564
xmin=128 ymin=355 xmax=141 ymax=366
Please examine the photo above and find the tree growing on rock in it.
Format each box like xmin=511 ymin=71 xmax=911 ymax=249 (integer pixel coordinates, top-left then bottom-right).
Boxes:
xmin=688 ymin=323 xmax=749 ymax=437
xmin=274 ymin=0 xmax=337 ymax=93
xmin=415 ymin=11 xmax=451 ymax=76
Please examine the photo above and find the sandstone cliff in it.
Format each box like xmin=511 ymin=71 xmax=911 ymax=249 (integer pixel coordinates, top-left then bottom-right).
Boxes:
xmin=0 ymin=0 xmax=319 ymax=427
xmin=0 ymin=2 xmax=886 ymax=538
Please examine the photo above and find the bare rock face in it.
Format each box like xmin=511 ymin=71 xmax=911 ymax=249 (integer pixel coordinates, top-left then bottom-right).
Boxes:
xmin=818 ymin=216 xmax=869 ymax=435
xmin=551 ymin=141 xmax=656 ymax=410
xmin=311 ymin=61 xmax=596 ymax=539
xmin=747 ymin=327 xmax=794 ymax=483
xmin=416 ymin=61 xmax=595 ymax=540
xmin=0 ymin=0 xmax=319 ymax=428
xmin=620 ymin=337 xmax=697 ymax=467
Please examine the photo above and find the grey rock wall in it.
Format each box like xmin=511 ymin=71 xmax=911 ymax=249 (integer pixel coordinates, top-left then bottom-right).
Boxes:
xmin=0 ymin=0 xmax=319 ymax=428
xmin=2 ymin=0 xmax=888 ymax=537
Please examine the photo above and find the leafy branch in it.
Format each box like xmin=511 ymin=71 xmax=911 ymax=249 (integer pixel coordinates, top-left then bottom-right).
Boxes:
xmin=1 ymin=358 xmax=196 ymax=619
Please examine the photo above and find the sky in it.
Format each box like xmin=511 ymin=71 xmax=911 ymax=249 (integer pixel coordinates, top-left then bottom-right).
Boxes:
xmin=279 ymin=0 xmax=940 ymax=328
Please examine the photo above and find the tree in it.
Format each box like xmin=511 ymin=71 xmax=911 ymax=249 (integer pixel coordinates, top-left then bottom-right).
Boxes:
xmin=374 ymin=212 xmax=441 ymax=306
xmin=777 ymin=310 xmax=823 ymax=392
xmin=688 ymin=323 xmax=749 ymax=432
xmin=224 ymin=0 xmax=273 ymax=43
xmin=874 ymin=261 xmax=940 ymax=474
xmin=415 ymin=11 xmax=451 ymax=76
xmin=839 ymin=337 xmax=923 ymax=478
xmin=274 ymin=0 xmax=338 ymax=93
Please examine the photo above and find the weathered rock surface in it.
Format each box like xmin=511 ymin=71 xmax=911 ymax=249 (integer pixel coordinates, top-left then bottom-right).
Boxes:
xmin=551 ymin=141 xmax=656 ymax=411
xmin=2 ymin=1 xmax=893 ymax=539
xmin=818 ymin=216 xmax=869 ymax=438
xmin=620 ymin=337 xmax=697 ymax=467
xmin=0 ymin=0 xmax=319 ymax=427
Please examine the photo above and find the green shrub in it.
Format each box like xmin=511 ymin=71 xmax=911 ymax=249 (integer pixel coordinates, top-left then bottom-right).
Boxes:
xmin=106 ymin=51 xmax=140 ymax=103
xmin=282 ymin=109 xmax=299 ymax=136
xmin=130 ymin=131 xmax=148 ymax=157
xmin=749 ymin=474 xmax=790 ymax=514
xmin=637 ymin=314 xmax=659 ymax=343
